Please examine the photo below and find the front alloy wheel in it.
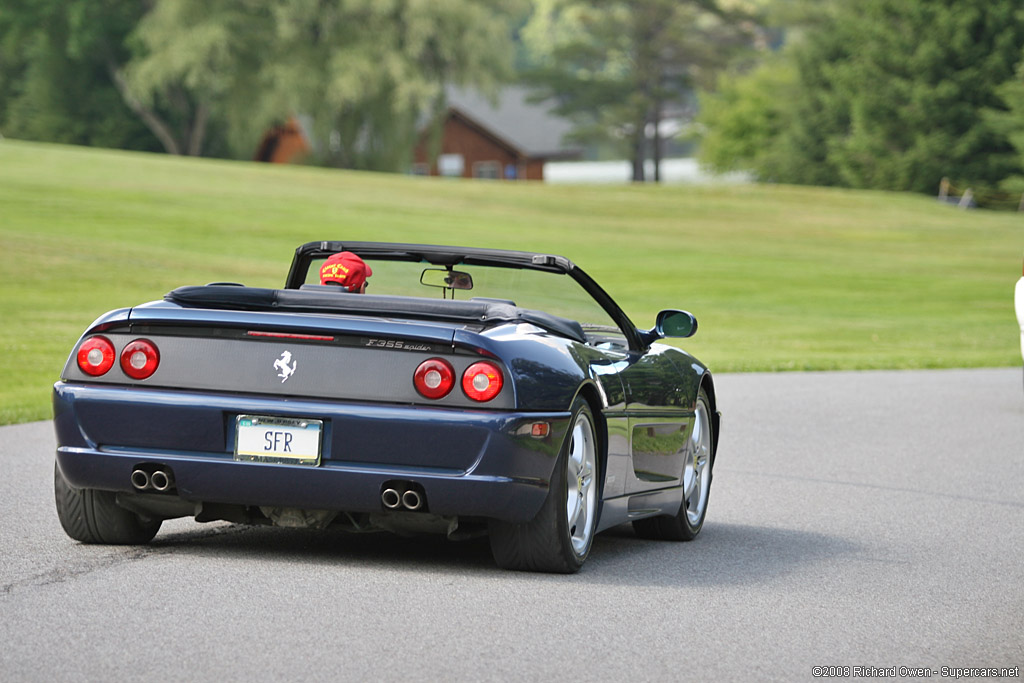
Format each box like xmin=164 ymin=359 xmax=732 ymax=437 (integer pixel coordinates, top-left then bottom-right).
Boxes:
xmin=681 ymin=395 xmax=712 ymax=532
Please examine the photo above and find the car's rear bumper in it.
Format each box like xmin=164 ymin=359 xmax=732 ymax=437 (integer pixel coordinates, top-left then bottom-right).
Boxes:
xmin=53 ymin=382 xmax=570 ymax=522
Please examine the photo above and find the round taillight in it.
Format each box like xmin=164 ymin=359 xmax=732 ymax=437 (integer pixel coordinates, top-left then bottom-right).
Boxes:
xmin=77 ymin=336 xmax=116 ymax=376
xmin=120 ymin=339 xmax=160 ymax=380
xmin=462 ymin=361 xmax=503 ymax=402
xmin=414 ymin=358 xmax=455 ymax=399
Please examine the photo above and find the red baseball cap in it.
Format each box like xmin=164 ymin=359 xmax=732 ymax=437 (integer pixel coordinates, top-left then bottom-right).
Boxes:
xmin=319 ymin=251 xmax=373 ymax=291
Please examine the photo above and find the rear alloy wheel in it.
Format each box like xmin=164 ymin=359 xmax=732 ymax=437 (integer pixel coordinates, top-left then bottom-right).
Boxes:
xmin=490 ymin=397 xmax=600 ymax=573
xmin=54 ymin=463 xmax=161 ymax=545
xmin=633 ymin=388 xmax=714 ymax=541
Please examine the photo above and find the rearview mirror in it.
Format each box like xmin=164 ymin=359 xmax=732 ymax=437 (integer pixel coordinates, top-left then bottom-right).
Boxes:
xmin=420 ymin=268 xmax=474 ymax=290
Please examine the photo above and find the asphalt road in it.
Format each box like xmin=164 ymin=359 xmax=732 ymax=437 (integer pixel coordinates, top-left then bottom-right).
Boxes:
xmin=2 ymin=369 xmax=1022 ymax=682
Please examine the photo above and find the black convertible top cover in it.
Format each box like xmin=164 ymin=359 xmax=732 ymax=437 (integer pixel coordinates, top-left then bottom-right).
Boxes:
xmin=165 ymin=285 xmax=586 ymax=343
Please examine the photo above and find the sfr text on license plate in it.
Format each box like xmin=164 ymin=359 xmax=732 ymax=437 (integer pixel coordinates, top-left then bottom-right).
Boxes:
xmin=234 ymin=415 xmax=323 ymax=466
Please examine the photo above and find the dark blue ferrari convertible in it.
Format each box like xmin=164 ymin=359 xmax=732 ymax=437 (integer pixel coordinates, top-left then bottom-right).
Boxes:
xmin=53 ymin=241 xmax=720 ymax=573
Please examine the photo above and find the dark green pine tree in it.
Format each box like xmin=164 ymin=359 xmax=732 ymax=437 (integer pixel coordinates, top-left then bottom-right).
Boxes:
xmin=793 ymin=0 xmax=1024 ymax=193
xmin=987 ymin=56 xmax=1024 ymax=194
xmin=698 ymin=0 xmax=1024 ymax=195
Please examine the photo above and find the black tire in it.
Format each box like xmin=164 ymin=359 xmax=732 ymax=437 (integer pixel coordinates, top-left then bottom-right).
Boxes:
xmin=633 ymin=387 xmax=714 ymax=541
xmin=54 ymin=463 xmax=161 ymax=544
xmin=489 ymin=398 xmax=601 ymax=573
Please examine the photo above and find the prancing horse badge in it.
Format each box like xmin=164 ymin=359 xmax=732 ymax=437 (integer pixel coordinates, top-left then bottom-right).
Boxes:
xmin=273 ymin=350 xmax=297 ymax=383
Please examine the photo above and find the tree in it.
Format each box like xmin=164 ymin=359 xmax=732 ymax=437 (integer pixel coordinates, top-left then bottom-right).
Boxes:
xmin=1 ymin=0 xmax=520 ymax=167
xmin=988 ymin=56 xmax=1024 ymax=194
xmin=696 ymin=56 xmax=797 ymax=180
xmin=0 ymin=0 xmax=161 ymax=151
xmin=126 ymin=0 xmax=522 ymax=168
xmin=125 ymin=1 xmax=273 ymax=157
xmin=522 ymin=0 xmax=757 ymax=181
xmin=823 ymin=0 xmax=1024 ymax=192
xmin=698 ymin=2 xmax=849 ymax=186
xmin=699 ymin=0 xmax=1024 ymax=194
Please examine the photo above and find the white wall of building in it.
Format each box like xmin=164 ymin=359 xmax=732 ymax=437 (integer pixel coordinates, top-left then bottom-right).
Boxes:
xmin=543 ymin=158 xmax=750 ymax=185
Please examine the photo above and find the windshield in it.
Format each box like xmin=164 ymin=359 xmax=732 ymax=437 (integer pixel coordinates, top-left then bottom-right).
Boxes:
xmin=305 ymin=257 xmax=626 ymax=338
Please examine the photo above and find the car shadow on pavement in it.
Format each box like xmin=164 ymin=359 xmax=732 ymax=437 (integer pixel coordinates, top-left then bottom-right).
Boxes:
xmin=149 ymin=522 xmax=500 ymax=572
xmin=145 ymin=518 xmax=861 ymax=586
xmin=582 ymin=521 xmax=865 ymax=587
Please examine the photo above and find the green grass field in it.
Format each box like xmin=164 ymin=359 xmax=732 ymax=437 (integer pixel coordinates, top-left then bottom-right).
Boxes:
xmin=1 ymin=139 xmax=1021 ymax=424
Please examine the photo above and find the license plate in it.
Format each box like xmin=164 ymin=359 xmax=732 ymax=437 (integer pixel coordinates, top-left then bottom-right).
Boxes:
xmin=234 ymin=415 xmax=323 ymax=466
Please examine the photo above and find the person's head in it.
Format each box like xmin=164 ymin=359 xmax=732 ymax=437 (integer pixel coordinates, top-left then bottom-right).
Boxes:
xmin=319 ymin=251 xmax=373 ymax=293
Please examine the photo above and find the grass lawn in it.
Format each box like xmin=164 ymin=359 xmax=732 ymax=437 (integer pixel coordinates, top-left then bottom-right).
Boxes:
xmin=1 ymin=139 xmax=1021 ymax=424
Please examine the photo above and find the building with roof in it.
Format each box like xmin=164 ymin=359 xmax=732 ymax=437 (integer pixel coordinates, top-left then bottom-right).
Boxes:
xmin=411 ymin=87 xmax=582 ymax=181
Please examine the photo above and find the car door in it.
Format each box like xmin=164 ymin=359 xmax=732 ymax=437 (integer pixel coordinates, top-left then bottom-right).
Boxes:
xmin=618 ymin=344 xmax=692 ymax=495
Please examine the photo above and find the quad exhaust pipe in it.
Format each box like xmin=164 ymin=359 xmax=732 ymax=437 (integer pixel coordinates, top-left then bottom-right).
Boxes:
xmin=131 ymin=467 xmax=174 ymax=492
xmin=381 ymin=483 xmax=426 ymax=511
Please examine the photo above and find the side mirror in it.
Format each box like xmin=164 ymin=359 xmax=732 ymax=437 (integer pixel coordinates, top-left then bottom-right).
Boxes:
xmin=420 ymin=268 xmax=474 ymax=291
xmin=638 ymin=309 xmax=698 ymax=347
xmin=657 ymin=309 xmax=698 ymax=338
